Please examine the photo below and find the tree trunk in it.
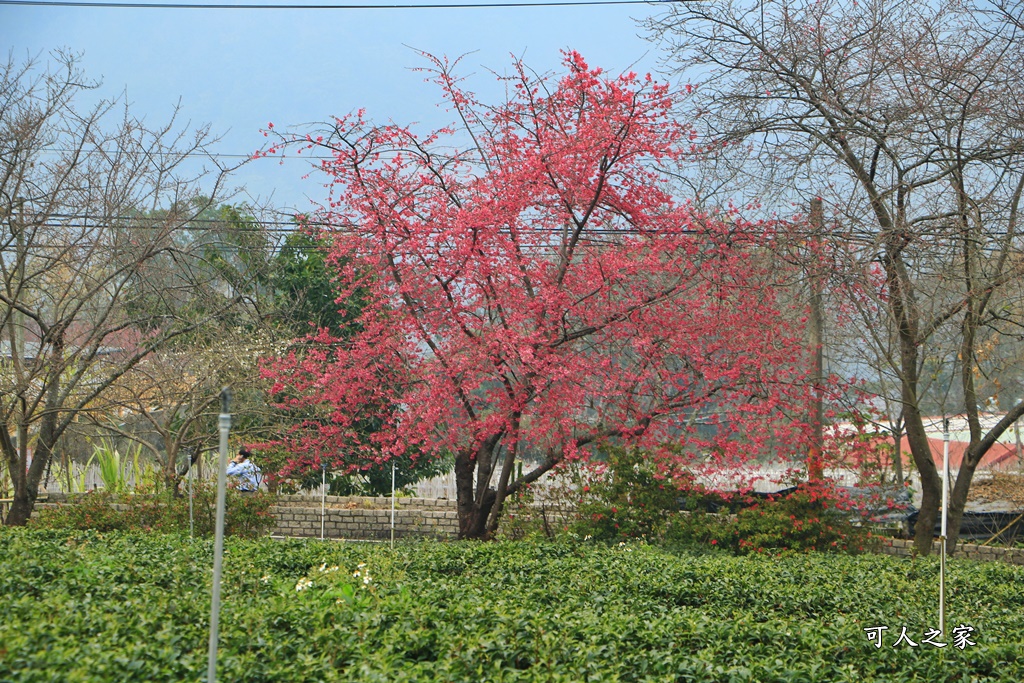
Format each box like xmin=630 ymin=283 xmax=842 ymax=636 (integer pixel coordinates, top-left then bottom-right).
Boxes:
xmin=454 ymin=449 xmax=496 ymax=540
xmin=946 ymin=463 xmax=975 ymax=554
xmin=4 ymin=487 xmax=36 ymax=526
xmin=907 ymin=412 xmax=942 ymax=556
xmin=901 ymin=375 xmax=942 ymax=555
xmin=5 ymin=416 xmax=55 ymax=526
xmin=4 ymin=341 xmax=66 ymax=526
xmin=891 ymin=417 xmax=904 ymax=486
xmin=485 ymin=415 xmax=520 ymax=537
xmin=885 ymin=240 xmax=941 ymax=556
xmin=946 ymin=440 xmax=988 ymax=553
xmin=163 ymin=445 xmax=181 ymax=494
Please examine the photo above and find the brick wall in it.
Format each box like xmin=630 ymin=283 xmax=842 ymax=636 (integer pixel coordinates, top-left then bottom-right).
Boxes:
xmin=271 ymin=495 xmax=460 ymax=540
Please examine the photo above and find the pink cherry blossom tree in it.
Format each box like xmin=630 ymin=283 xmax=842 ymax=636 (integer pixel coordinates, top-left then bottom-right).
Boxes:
xmin=261 ymin=53 xmax=814 ymax=539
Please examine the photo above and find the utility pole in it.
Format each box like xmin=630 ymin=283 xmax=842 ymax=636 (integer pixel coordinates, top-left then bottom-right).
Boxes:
xmin=808 ymin=197 xmax=825 ymax=481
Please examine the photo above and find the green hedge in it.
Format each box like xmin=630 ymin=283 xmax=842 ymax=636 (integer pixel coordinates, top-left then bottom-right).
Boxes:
xmin=0 ymin=531 xmax=1021 ymax=681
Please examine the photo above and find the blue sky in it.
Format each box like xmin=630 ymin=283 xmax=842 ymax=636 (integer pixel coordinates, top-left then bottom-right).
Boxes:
xmin=2 ymin=1 xmax=671 ymax=212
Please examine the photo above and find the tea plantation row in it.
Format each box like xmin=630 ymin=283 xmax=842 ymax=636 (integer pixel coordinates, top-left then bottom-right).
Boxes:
xmin=1 ymin=530 xmax=1022 ymax=682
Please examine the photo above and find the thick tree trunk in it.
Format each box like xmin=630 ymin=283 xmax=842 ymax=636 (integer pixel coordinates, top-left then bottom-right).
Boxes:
xmin=945 ymin=459 xmax=977 ymax=554
xmin=454 ymin=447 xmax=497 ymax=540
xmin=4 ymin=352 xmax=65 ymax=526
xmin=884 ymin=238 xmax=942 ymax=556
xmin=5 ymin=487 xmax=36 ymax=526
xmin=906 ymin=409 xmax=942 ymax=556
xmin=905 ymin=406 xmax=942 ymax=555
xmin=895 ymin=321 xmax=941 ymax=555
xmin=4 ymin=424 xmax=53 ymax=526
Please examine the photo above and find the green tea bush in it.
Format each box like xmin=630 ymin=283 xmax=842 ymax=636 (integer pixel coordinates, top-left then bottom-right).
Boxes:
xmin=0 ymin=532 xmax=1021 ymax=682
xmin=30 ymin=484 xmax=276 ymax=538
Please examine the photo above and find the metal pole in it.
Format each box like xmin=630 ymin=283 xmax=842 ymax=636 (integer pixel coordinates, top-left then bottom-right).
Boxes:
xmin=320 ymin=461 xmax=326 ymax=540
xmin=189 ymin=453 xmax=194 ymax=540
xmin=206 ymin=388 xmax=231 ymax=683
xmin=940 ymin=417 xmax=949 ymax=636
xmin=391 ymin=459 xmax=396 ymax=549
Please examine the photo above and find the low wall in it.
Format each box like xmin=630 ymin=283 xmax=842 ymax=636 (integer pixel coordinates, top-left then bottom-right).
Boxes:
xmin=271 ymin=495 xmax=459 ymax=540
xmin=879 ymin=537 xmax=1024 ymax=565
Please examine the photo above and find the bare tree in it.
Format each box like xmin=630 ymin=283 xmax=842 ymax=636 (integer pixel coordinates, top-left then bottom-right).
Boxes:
xmin=649 ymin=0 xmax=1024 ymax=554
xmin=0 ymin=51 xmax=241 ymax=524
xmin=82 ymin=333 xmax=278 ymax=493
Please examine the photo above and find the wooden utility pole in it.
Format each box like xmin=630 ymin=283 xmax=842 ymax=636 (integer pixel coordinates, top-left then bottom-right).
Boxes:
xmin=808 ymin=198 xmax=825 ymax=481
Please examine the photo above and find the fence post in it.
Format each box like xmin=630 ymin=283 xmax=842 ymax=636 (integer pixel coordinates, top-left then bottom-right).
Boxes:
xmin=320 ymin=461 xmax=327 ymax=540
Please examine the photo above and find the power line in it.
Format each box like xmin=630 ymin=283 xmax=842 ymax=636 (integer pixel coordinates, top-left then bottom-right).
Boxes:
xmin=35 ymin=147 xmax=297 ymax=160
xmin=0 ymin=0 xmax=657 ymax=8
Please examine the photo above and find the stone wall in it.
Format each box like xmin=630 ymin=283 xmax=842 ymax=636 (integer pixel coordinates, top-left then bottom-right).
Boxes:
xmin=879 ymin=537 xmax=1024 ymax=565
xmin=271 ymin=495 xmax=460 ymax=540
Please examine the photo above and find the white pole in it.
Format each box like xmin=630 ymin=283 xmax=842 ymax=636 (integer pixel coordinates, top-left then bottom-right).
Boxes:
xmin=320 ymin=462 xmax=326 ymax=540
xmin=206 ymin=388 xmax=231 ymax=683
xmin=391 ymin=460 xmax=396 ymax=549
xmin=940 ymin=417 xmax=949 ymax=636
xmin=189 ymin=453 xmax=194 ymax=540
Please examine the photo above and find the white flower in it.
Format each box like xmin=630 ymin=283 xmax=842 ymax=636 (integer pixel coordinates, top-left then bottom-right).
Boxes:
xmin=318 ymin=563 xmax=327 ymax=573
xmin=362 ymin=574 xmax=373 ymax=585
xmin=295 ymin=577 xmax=313 ymax=592
xmin=260 ymin=575 xmax=271 ymax=584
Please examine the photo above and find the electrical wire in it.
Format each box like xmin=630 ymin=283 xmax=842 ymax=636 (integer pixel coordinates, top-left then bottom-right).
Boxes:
xmin=0 ymin=0 xmax=660 ymax=8
xmin=10 ymin=214 xmax=1013 ymax=242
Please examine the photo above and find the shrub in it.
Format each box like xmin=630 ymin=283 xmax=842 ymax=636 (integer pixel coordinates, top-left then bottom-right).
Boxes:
xmin=666 ymin=483 xmax=875 ymax=555
xmin=498 ymin=472 xmax=584 ymax=541
xmin=30 ymin=484 xmax=276 ymax=538
xmin=573 ymin=445 xmax=680 ymax=542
